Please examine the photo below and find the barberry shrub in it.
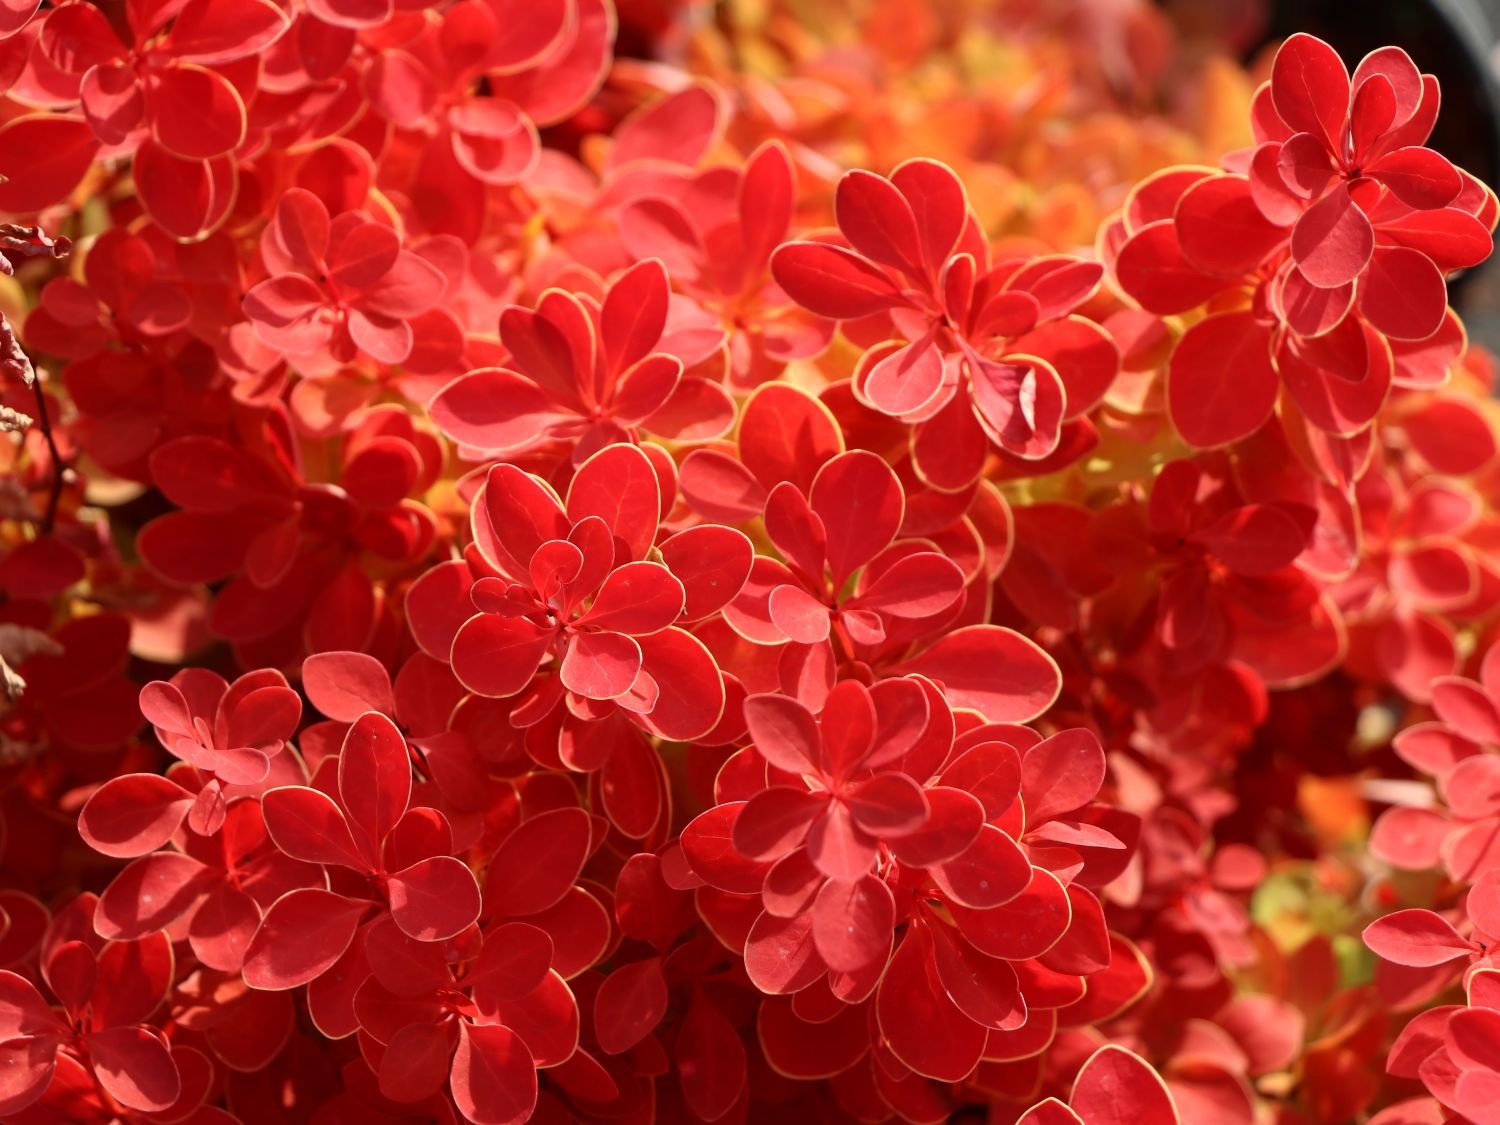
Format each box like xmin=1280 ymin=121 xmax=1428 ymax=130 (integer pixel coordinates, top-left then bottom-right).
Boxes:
xmin=0 ymin=2 xmax=1497 ymax=1123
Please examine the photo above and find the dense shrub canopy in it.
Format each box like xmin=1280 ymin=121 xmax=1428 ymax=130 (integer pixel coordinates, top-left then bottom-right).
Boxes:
xmin=0 ymin=2 xmax=1496 ymax=1122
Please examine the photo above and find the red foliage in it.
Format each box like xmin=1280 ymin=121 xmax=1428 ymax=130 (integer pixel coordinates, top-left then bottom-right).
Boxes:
xmin=0 ymin=6 xmax=1498 ymax=1124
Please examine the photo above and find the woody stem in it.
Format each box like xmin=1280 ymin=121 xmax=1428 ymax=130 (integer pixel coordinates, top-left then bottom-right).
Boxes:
xmin=28 ymin=368 xmax=64 ymax=535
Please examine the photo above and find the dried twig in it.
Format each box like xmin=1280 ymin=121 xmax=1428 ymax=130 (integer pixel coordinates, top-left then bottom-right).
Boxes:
xmin=0 ymin=403 xmax=31 ymax=433
xmin=0 ymin=224 xmax=72 ymax=533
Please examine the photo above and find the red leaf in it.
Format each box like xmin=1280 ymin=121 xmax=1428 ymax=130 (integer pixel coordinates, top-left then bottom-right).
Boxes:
xmin=1020 ymin=728 xmax=1106 ymax=823
xmin=45 ymin=940 xmax=95 ymax=1013
xmin=148 ymin=438 xmax=288 ymax=513
xmin=1039 ymin=885 xmax=1112 ymax=975
xmin=338 ymin=711 xmax=412 ymax=851
xmin=188 ymin=883 xmax=260 ymax=972
xmin=243 ymin=274 xmax=331 ymax=354
xmin=566 ymin=443 xmax=662 ymax=564
xmin=1175 ymin=174 xmax=1288 ymax=277
xmin=0 ymin=115 xmax=100 ymax=213
xmin=77 ymin=774 xmax=193 ymax=858
xmin=941 ymin=741 xmax=1024 ymax=819
xmin=362 ymin=916 xmax=452 ymax=1000
xmin=133 ymin=141 xmax=236 ymax=240
xmin=768 ymin=584 xmax=831 ymax=643
xmin=617 ymin=197 xmax=704 ymax=277
xmin=744 ymin=910 xmax=825 ymax=995
xmin=1009 ymin=257 xmax=1105 ymax=321
xmin=850 ymin=552 xmax=965 ymax=619
xmin=809 ymin=452 xmax=904 ymax=583
xmin=1193 ymin=504 xmax=1308 ymax=575
xmin=951 ymin=867 xmax=1073 ymax=959
xmin=358 ymin=251 xmax=444 ymax=319
xmin=0 ymin=1037 xmax=56 ymax=1118
xmin=822 ymin=678 xmax=876 ymax=786
xmin=378 ymin=1021 xmax=456 ymax=1104
xmin=573 ymin=562 xmax=685 ymax=634
xmin=1167 ymin=311 xmax=1277 ymax=447
xmin=1278 ymin=267 xmax=1354 ymax=337
xmin=479 ymin=464 xmax=569 ymax=575
xmin=930 ymin=825 xmax=1031 ymax=908
xmin=1370 ymin=805 xmax=1452 ymax=869
xmin=145 ymin=64 xmax=247 ymax=160
xmin=876 ymin=925 xmax=986 ymax=1082
xmin=836 ymin=169 xmax=924 ymax=273
xmin=929 ymin=922 xmax=1024 ymax=1030
xmin=800 ymin=802 xmax=879 ymax=887
xmin=387 ymin=856 xmax=482 ymax=941
xmin=1113 ymin=221 xmax=1233 ymax=314
xmin=615 ymin=356 xmax=686 ymax=436
xmin=404 ymin=562 xmax=477 ymax=662
xmin=1366 ymin=146 xmax=1462 ymax=210
xmin=95 ymin=852 xmax=211 ymax=940
xmin=1431 ymin=677 xmax=1500 ymax=744
xmin=1009 ymin=316 xmax=1120 ymax=421
xmin=86 ymin=1025 xmax=181 ymax=1113
xmin=593 ymin=957 xmax=668 ymax=1054
xmin=1291 ymin=185 xmax=1374 ymax=289
xmin=168 ymin=0 xmax=289 ymax=64
xmin=600 ymin=259 xmax=669 ymax=374
xmin=1017 ymin=1100 xmax=1086 ymax=1125
xmin=302 ymin=651 xmax=394 ymax=722
xmin=451 ymin=613 xmax=554 ymax=699
xmin=242 ymin=889 xmax=368 ymax=989
xmin=451 ymin=1022 xmax=538 ymax=1125
xmin=0 ymin=0 xmax=38 ymax=37
xmin=811 ymin=875 xmax=894 ymax=973
xmin=740 ymin=140 xmax=796 ymax=266
xmin=764 ymin=486 xmax=829 ymax=589
xmin=485 ymin=807 xmax=592 ymax=917
xmin=431 ymin=368 xmax=562 ymax=454
xmin=771 ymin=241 xmax=905 ymax=320
xmin=891 ymin=157 xmax=969 ymax=267
xmin=1363 ymin=908 xmax=1476 ymax=966
xmin=609 ymin=84 xmax=721 ymax=170
xmin=861 ymin=336 xmax=949 ymax=419
xmin=885 ymin=787 xmax=986 ymax=867
xmin=738 ymin=383 xmax=844 ymax=495
xmin=0 ymin=971 xmax=59 ymax=1039
xmin=893 ymin=625 xmax=1061 ymax=722
xmin=676 ymin=991 xmax=749 ymax=1122
xmin=634 ymin=627 xmax=726 ymax=742
xmin=1357 ymin=245 xmax=1447 ymax=341
xmin=1069 ymin=1045 xmax=1180 ymax=1125
xmin=679 ymin=449 xmax=767 ymax=524
xmin=1217 ymin=995 xmax=1307 ymax=1076
xmin=733 ymin=787 xmax=824 ymax=861
xmin=660 ymin=526 xmax=754 ymax=620
xmin=329 ymin=222 xmax=399 ymax=290
xmin=844 ymin=773 xmax=928 ymax=837
xmin=1469 ymin=871 xmax=1500 ymax=935
xmin=1353 ymin=46 xmax=1424 ymax=128
xmin=597 ymin=732 xmax=665 ymax=839
xmin=92 ymin=931 xmax=173 ymax=1027
xmin=0 ymin=536 xmax=84 ymax=599
xmin=261 ymin=786 xmax=367 ymax=870
xmin=1380 ymin=206 xmax=1492 ymax=271
xmin=1447 ymin=1006 xmax=1500 ymax=1072
xmin=469 ymin=922 xmax=554 ymax=1003
xmin=559 ymin=631 xmax=641 ymax=700
xmin=1271 ymin=34 xmax=1350 ymax=151
xmin=681 ymin=804 xmax=773 ymax=894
